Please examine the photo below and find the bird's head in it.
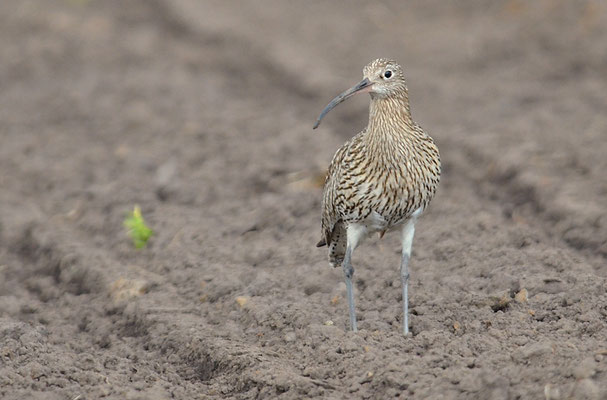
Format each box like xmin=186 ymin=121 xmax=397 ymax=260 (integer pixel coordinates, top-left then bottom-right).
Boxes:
xmin=363 ymin=58 xmax=407 ymax=98
xmin=313 ymin=58 xmax=407 ymax=129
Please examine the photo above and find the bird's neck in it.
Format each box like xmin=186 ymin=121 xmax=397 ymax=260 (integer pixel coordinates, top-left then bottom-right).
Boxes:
xmin=366 ymin=94 xmax=417 ymax=141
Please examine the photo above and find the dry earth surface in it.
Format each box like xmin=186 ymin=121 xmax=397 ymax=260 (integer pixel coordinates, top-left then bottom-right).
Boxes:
xmin=1 ymin=0 xmax=607 ymax=399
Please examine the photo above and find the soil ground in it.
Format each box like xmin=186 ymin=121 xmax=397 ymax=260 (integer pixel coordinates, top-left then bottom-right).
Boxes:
xmin=1 ymin=1 xmax=606 ymax=399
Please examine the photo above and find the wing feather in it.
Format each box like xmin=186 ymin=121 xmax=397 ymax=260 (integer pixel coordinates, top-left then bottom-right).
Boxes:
xmin=320 ymin=139 xmax=351 ymax=246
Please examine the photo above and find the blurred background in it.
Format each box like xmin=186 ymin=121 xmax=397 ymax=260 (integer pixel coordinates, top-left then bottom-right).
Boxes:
xmin=1 ymin=1 xmax=606 ymax=399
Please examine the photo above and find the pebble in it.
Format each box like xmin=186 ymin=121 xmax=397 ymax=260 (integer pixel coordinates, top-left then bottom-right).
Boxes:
xmin=515 ymin=288 xmax=528 ymax=303
xmin=235 ymin=296 xmax=248 ymax=307
xmin=544 ymin=384 xmax=561 ymax=400
xmin=514 ymin=341 xmax=552 ymax=361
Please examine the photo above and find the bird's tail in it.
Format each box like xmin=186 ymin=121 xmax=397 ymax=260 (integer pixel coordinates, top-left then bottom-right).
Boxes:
xmin=327 ymin=224 xmax=346 ymax=268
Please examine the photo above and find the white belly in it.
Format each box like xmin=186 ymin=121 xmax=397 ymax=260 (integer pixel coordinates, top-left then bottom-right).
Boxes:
xmin=365 ymin=210 xmax=390 ymax=233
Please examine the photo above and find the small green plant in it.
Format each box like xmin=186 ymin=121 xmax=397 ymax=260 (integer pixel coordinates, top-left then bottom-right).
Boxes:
xmin=124 ymin=205 xmax=153 ymax=249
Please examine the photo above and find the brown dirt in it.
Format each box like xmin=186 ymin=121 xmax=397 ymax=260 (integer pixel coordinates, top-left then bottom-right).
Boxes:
xmin=1 ymin=1 xmax=607 ymax=399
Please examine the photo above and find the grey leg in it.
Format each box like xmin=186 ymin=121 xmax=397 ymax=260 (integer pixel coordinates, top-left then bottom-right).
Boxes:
xmin=400 ymin=252 xmax=411 ymax=335
xmin=342 ymin=246 xmax=358 ymax=332
xmin=401 ymin=219 xmax=416 ymax=335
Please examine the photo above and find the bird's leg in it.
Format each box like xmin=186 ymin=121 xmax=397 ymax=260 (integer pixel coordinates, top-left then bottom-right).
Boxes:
xmin=401 ymin=219 xmax=416 ymax=335
xmin=342 ymin=245 xmax=358 ymax=332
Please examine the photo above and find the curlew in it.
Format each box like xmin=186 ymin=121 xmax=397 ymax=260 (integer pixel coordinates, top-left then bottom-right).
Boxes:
xmin=314 ymin=58 xmax=441 ymax=335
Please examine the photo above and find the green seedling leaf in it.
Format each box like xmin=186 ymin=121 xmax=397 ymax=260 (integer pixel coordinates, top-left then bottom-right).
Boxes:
xmin=124 ymin=205 xmax=153 ymax=249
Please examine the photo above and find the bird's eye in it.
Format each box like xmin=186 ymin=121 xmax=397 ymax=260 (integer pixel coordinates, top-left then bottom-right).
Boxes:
xmin=384 ymin=70 xmax=393 ymax=79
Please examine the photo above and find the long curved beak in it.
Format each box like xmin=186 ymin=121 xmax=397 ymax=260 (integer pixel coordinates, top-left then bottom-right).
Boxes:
xmin=313 ymin=78 xmax=373 ymax=129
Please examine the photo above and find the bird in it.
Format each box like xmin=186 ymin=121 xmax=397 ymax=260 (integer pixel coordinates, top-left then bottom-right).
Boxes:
xmin=313 ymin=58 xmax=441 ymax=335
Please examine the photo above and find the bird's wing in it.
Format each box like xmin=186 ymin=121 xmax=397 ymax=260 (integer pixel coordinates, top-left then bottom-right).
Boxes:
xmin=320 ymin=140 xmax=352 ymax=246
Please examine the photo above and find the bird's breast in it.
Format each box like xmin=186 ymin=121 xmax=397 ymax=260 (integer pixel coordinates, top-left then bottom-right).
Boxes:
xmin=337 ymin=146 xmax=439 ymax=229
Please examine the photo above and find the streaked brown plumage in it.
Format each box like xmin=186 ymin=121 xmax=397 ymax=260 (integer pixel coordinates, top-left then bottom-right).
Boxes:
xmin=314 ymin=58 xmax=441 ymax=334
